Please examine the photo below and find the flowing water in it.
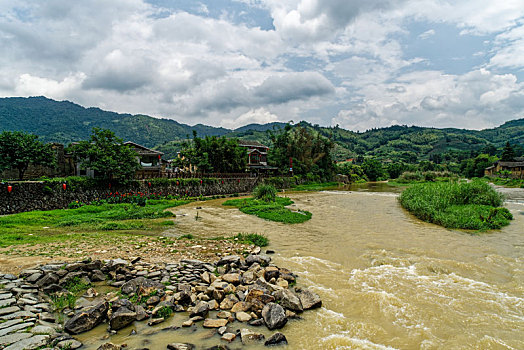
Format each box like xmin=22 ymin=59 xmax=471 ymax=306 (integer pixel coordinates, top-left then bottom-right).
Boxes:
xmin=79 ymin=184 xmax=524 ymax=349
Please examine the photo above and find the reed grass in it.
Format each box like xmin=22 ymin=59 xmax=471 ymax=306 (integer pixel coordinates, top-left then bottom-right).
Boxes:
xmin=399 ymin=180 xmax=512 ymax=230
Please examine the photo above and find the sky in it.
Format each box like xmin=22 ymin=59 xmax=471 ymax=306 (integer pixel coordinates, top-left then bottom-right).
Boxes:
xmin=1 ymin=0 xmax=524 ymax=131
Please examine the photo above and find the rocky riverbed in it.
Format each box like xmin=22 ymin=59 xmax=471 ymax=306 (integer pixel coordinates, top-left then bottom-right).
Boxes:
xmin=0 ymin=250 xmax=321 ymax=350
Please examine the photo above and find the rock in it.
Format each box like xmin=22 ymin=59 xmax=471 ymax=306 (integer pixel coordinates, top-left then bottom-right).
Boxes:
xmin=64 ymin=302 xmax=109 ymax=334
xmin=236 ymin=311 xmax=252 ymax=322
xmin=146 ymin=295 xmax=160 ymax=306
xmin=265 ymin=332 xmax=288 ymax=346
xmin=36 ymin=273 xmax=58 ymax=288
xmin=57 ymin=339 xmax=83 ymax=349
xmin=245 ymin=289 xmax=275 ymax=312
xmin=241 ymin=271 xmax=256 ymax=284
xmin=110 ymin=307 xmax=137 ymax=330
xmin=0 ymin=332 xmax=32 ymax=347
xmin=221 ymin=274 xmax=240 ymax=285
xmin=217 ymin=255 xmax=241 ymax=266
xmin=264 ymin=267 xmax=279 ymax=281
xmin=221 ymin=332 xmax=236 ymax=342
xmin=217 ymin=326 xmax=227 ymax=335
xmin=111 ymin=299 xmax=135 ymax=311
xmin=216 ymin=311 xmax=231 ymax=319
xmin=265 ymin=250 xmax=275 ymax=254
xmin=298 ymin=289 xmax=322 ymax=310
xmin=3 ymin=335 xmax=49 ymax=350
xmin=0 ymin=306 xmax=20 ymax=316
xmin=231 ymin=301 xmax=251 ymax=313
xmin=246 ymin=254 xmax=271 ymax=266
xmin=121 ymin=277 xmax=165 ymax=295
xmin=97 ymin=343 xmax=121 ymax=350
xmin=182 ymin=319 xmax=193 ymax=327
xmin=273 ymin=289 xmax=303 ymax=312
xmin=25 ymin=272 xmax=43 ymax=283
xmin=262 ymin=303 xmax=287 ymax=330
xmin=219 ymin=295 xmax=238 ymax=310
xmin=148 ymin=318 xmax=164 ymax=326
xmin=190 ymin=301 xmax=210 ymax=318
xmin=135 ymin=305 xmax=148 ymax=321
xmin=248 ymin=318 xmax=264 ymax=326
xmin=203 ymin=319 xmax=228 ymax=328
xmin=240 ymin=328 xmax=265 ymax=345
xmin=0 ymin=322 xmax=34 ymax=337
xmin=30 ymin=325 xmax=58 ymax=337
xmin=167 ymin=343 xmax=195 ymax=350
xmin=90 ymin=270 xmax=106 ymax=282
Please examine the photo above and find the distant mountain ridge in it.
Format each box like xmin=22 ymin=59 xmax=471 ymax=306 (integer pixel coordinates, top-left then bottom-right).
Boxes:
xmin=1 ymin=96 xmax=523 ymax=161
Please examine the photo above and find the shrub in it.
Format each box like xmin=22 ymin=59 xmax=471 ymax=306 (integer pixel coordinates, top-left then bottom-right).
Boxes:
xmin=253 ymin=184 xmax=277 ymax=202
xmin=232 ymin=233 xmax=269 ymax=247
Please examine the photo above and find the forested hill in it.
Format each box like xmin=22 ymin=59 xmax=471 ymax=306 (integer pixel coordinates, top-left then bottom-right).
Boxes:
xmin=0 ymin=96 xmax=229 ymax=147
xmin=1 ymin=96 xmax=523 ymax=161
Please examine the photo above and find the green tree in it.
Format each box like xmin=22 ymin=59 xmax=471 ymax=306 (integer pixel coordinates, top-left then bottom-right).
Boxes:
xmin=179 ymin=132 xmax=246 ymax=173
xmin=386 ymin=162 xmax=406 ymax=179
xmin=68 ymin=128 xmax=139 ymax=180
xmin=362 ymin=158 xmax=385 ymax=181
xmin=501 ymin=142 xmax=516 ymax=161
xmin=461 ymin=153 xmax=497 ymax=178
xmin=268 ymin=124 xmax=334 ymax=178
xmin=0 ymin=131 xmax=56 ymax=180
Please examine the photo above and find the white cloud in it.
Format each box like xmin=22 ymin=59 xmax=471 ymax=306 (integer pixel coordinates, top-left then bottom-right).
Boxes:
xmin=418 ymin=29 xmax=435 ymax=39
xmin=1 ymin=0 xmax=524 ymax=131
xmin=333 ymin=69 xmax=524 ymax=131
xmin=220 ymin=107 xmax=281 ymax=128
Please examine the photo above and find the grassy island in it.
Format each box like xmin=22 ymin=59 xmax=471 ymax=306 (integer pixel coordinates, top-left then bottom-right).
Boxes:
xmin=223 ymin=184 xmax=312 ymax=224
xmin=399 ymin=180 xmax=513 ymax=230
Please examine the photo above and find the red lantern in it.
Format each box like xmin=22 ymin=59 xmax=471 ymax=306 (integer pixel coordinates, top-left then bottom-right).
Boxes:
xmin=200 ymin=180 xmax=203 ymax=184
xmin=7 ymin=185 xmax=12 ymax=193
xmin=108 ymin=183 xmax=112 ymax=189
xmin=158 ymin=154 xmax=161 ymax=160
xmin=221 ymin=180 xmax=224 ymax=184
xmin=238 ymin=179 xmax=240 ymax=183
xmin=62 ymin=183 xmax=67 ymax=190
xmin=176 ymin=180 xmax=179 ymax=186
xmin=148 ymin=182 xmax=151 ymax=187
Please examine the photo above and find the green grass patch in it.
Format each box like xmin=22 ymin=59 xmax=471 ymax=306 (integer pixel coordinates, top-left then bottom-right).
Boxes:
xmin=223 ymin=196 xmax=312 ymax=224
xmin=0 ymin=199 xmax=191 ymax=247
xmin=231 ymin=233 xmax=269 ymax=247
xmin=399 ymin=180 xmax=513 ymax=230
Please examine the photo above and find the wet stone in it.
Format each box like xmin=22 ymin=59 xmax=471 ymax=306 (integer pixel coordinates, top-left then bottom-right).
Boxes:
xmin=3 ymin=334 xmax=49 ymax=350
xmin=0 ymin=322 xmax=34 ymax=337
xmin=0 ymin=332 xmax=32 ymax=347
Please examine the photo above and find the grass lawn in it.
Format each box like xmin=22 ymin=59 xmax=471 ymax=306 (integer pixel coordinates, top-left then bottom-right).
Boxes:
xmin=399 ymin=180 xmax=513 ymax=230
xmin=0 ymin=199 xmax=191 ymax=247
xmin=222 ymin=196 xmax=312 ymax=224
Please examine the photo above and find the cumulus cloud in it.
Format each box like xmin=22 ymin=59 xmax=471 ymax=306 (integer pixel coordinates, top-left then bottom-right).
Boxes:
xmin=0 ymin=0 xmax=524 ymax=130
xmin=333 ymin=69 xmax=524 ymax=131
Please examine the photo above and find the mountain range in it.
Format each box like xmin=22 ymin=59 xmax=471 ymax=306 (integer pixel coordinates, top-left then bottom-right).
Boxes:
xmin=1 ymin=96 xmax=523 ymax=161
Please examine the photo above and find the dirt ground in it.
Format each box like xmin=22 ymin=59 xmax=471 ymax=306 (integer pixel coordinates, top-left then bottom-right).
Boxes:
xmin=0 ymin=234 xmax=252 ymax=275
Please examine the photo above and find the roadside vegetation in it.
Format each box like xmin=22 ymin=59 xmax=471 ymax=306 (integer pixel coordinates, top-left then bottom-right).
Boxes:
xmin=399 ymin=180 xmax=513 ymax=230
xmin=223 ymin=184 xmax=312 ymax=224
xmin=0 ymin=199 xmax=190 ymax=247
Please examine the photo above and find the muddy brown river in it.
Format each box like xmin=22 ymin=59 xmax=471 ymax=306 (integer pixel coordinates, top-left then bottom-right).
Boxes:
xmin=79 ymin=184 xmax=524 ymax=349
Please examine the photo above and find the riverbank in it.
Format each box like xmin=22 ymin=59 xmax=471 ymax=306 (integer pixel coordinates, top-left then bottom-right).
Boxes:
xmin=0 ymin=251 xmax=322 ymax=349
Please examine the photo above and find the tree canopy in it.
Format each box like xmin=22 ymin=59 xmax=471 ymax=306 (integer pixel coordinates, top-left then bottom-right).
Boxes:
xmin=67 ymin=128 xmax=139 ymax=180
xmin=268 ymin=124 xmax=334 ymax=178
xmin=177 ymin=132 xmax=246 ymax=173
xmin=0 ymin=131 xmax=56 ymax=180
xmin=501 ymin=142 xmax=516 ymax=161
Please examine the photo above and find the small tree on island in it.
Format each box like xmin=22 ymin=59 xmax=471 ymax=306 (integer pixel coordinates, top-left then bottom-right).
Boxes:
xmin=0 ymin=131 xmax=56 ymax=180
xmin=68 ymin=128 xmax=139 ymax=181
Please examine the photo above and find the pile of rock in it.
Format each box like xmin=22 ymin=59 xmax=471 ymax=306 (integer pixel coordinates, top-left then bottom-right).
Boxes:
xmin=0 ymin=271 xmax=81 ymax=350
xmin=0 ymin=251 xmax=322 ymax=349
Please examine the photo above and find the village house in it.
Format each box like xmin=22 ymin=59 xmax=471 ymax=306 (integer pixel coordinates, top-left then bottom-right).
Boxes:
xmin=238 ymin=140 xmax=277 ymax=174
xmin=485 ymin=157 xmax=524 ymax=179
xmin=75 ymin=141 xmax=166 ymax=179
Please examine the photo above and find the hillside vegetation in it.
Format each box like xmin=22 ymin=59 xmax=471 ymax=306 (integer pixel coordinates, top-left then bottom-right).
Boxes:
xmin=1 ymin=96 xmax=523 ymax=162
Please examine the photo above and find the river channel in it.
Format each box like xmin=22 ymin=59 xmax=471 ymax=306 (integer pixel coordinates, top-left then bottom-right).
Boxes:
xmin=79 ymin=184 xmax=524 ymax=349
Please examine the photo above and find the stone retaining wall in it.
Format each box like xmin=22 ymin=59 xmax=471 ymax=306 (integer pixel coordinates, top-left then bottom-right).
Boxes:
xmin=0 ymin=177 xmax=299 ymax=215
